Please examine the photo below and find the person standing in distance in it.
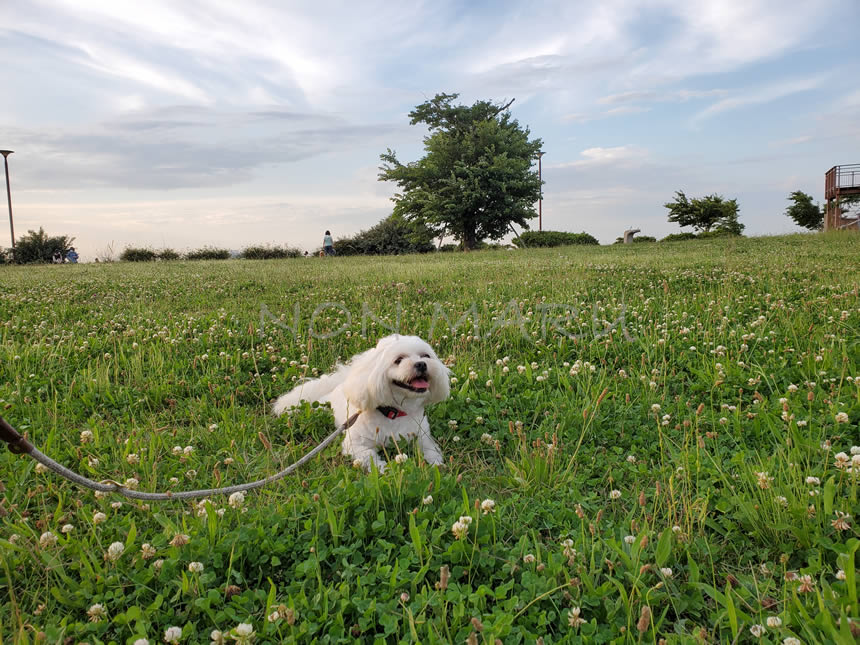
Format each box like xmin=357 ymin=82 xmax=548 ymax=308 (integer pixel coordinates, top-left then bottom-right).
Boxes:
xmin=323 ymin=230 xmax=335 ymax=256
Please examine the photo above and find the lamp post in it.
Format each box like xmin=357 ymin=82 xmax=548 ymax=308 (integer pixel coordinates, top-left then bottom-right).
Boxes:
xmin=537 ymin=151 xmax=545 ymax=231
xmin=0 ymin=150 xmax=13 ymax=250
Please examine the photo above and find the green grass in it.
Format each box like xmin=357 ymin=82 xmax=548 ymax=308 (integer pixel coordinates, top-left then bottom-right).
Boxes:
xmin=1 ymin=233 xmax=859 ymax=644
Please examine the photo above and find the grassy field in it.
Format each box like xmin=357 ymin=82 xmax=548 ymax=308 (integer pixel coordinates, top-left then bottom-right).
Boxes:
xmin=1 ymin=233 xmax=859 ymax=644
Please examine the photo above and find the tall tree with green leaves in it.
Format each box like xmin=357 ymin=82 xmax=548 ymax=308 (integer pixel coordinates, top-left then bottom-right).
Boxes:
xmin=378 ymin=93 xmax=543 ymax=251
xmin=785 ymin=190 xmax=823 ymax=230
xmin=664 ymin=191 xmax=744 ymax=234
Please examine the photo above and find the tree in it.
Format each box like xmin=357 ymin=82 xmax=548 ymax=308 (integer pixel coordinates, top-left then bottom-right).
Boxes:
xmin=664 ymin=191 xmax=744 ymax=234
xmin=379 ymin=93 xmax=543 ymax=251
xmin=335 ymin=214 xmax=436 ymax=256
xmin=785 ymin=190 xmax=823 ymax=230
xmin=11 ymin=227 xmax=75 ymax=264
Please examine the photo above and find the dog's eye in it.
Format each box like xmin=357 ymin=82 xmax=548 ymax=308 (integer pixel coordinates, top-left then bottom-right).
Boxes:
xmin=394 ymin=356 xmax=404 ymax=365
xmin=420 ymin=353 xmax=430 ymax=359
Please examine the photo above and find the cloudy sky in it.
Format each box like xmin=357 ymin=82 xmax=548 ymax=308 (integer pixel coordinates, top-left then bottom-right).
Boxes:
xmin=1 ymin=0 xmax=858 ymax=258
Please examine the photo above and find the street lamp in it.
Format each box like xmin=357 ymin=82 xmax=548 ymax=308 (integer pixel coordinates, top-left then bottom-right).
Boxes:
xmin=0 ymin=150 xmax=14 ymax=250
xmin=537 ymin=151 xmax=545 ymax=231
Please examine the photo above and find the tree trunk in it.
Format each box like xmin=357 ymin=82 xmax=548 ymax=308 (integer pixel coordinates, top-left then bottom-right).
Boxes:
xmin=463 ymin=227 xmax=478 ymax=251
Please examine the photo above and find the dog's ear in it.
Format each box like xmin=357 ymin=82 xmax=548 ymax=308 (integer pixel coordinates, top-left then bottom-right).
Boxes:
xmin=341 ymin=345 xmax=389 ymax=411
xmin=427 ymin=360 xmax=452 ymax=404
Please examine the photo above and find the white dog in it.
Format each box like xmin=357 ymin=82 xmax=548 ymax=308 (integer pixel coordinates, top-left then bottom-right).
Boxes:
xmin=273 ymin=335 xmax=450 ymax=472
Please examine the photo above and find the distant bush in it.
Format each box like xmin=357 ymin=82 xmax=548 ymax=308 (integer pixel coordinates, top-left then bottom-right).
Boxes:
xmin=9 ymin=227 xmax=75 ymax=264
xmin=438 ymin=244 xmax=458 ymax=253
xmin=158 ymin=248 xmax=181 ymax=261
xmin=696 ymin=229 xmax=743 ymax=240
xmin=120 ymin=247 xmax=158 ymax=262
xmin=240 ymin=245 xmax=302 ymax=260
xmin=336 ymin=215 xmax=435 ymax=256
xmin=515 ymin=231 xmax=599 ymax=248
xmin=614 ymin=235 xmax=658 ymax=244
xmin=0 ymin=247 xmax=10 ymax=264
xmin=185 ymin=247 xmax=231 ymax=260
xmin=660 ymin=232 xmax=698 ymax=242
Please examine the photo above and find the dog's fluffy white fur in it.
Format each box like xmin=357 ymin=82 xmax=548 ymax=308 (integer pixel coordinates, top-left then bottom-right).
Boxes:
xmin=272 ymin=335 xmax=450 ymax=472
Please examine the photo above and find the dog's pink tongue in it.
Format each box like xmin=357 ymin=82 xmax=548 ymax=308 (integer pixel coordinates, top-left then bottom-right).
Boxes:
xmin=410 ymin=378 xmax=429 ymax=389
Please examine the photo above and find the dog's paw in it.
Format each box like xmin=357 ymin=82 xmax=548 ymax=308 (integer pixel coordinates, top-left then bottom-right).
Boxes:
xmin=423 ymin=454 xmax=444 ymax=467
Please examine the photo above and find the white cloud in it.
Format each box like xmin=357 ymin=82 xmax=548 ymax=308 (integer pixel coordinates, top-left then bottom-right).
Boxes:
xmin=548 ymin=146 xmax=649 ymax=169
xmin=692 ymin=75 xmax=828 ymax=124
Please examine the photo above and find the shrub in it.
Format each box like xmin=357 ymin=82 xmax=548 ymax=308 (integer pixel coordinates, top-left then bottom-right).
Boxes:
xmin=633 ymin=235 xmax=656 ymax=243
xmin=660 ymin=232 xmax=698 ymax=242
xmin=120 ymin=247 xmax=158 ymax=262
xmin=696 ymin=229 xmax=743 ymax=240
xmin=336 ymin=215 xmax=436 ymax=256
xmin=240 ymin=245 xmax=302 ymax=260
xmin=514 ymin=231 xmax=599 ymax=248
xmin=185 ymin=247 xmax=231 ymax=260
xmin=9 ymin=227 xmax=75 ymax=264
xmin=158 ymin=248 xmax=181 ymax=261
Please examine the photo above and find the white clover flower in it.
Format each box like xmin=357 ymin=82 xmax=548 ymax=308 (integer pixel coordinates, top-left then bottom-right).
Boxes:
xmin=787 ymin=384 xmax=798 ymax=392
xmin=153 ymin=558 xmax=165 ymax=570
xmin=568 ymin=607 xmax=586 ymax=628
xmin=39 ymin=531 xmax=57 ymax=548
xmin=394 ymin=453 xmax=408 ymax=464
xmin=35 ymin=462 xmax=48 ymax=474
xmin=459 ymin=515 xmax=473 ymax=525
xmin=475 ymin=416 xmax=484 ymax=425
xmin=228 ymin=491 xmax=245 ymax=509
xmin=124 ymin=477 xmax=139 ymax=490
xmin=141 ymin=543 xmax=156 ymax=559
xmin=480 ymin=499 xmax=496 ymax=514
xmin=624 ymin=535 xmax=635 ymax=544
xmin=268 ymin=610 xmax=280 ymax=622
xmin=835 ymin=452 xmax=850 ymax=469
xmin=172 ymin=446 xmax=183 ymax=456
xmin=651 ymin=404 xmax=661 ymax=413
xmin=523 ymin=553 xmax=535 ymax=564
xmin=451 ymin=521 xmax=469 ymax=540
xmin=750 ymin=624 xmax=766 ymax=638
xmin=111 ymin=501 xmax=123 ymax=510
xmin=660 ymin=567 xmax=673 ymax=578
xmin=80 ymin=430 xmax=94 ymax=443
xmin=783 ymin=638 xmax=802 ymax=645
xmin=609 ymin=489 xmax=621 ymax=500
xmin=422 ymin=495 xmax=433 ymax=505
xmin=184 ymin=445 xmax=194 ymax=456
xmin=626 ymin=455 xmax=636 ymax=463
xmin=210 ymin=630 xmax=225 ymax=645
xmin=209 ymin=423 xmax=218 ymax=431
xmin=107 ymin=541 xmax=125 ymax=562
xmin=835 ymin=412 xmax=850 ymax=424
xmin=230 ymin=623 xmax=255 ymax=645
xmin=766 ymin=616 xmax=782 ymax=628
xmin=851 ymin=446 xmax=860 ymax=455
xmin=805 ymin=476 xmax=820 ymax=485
xmin=93 ymin=511 xmax=107 ymax=524
xmin=133 ymin=639 xmax=150 ymax=645
xmin=164 ymin=626 xmax=182 ymax=644
xmin=126 ymin=453 xmax=140 ymax=465
xmin=87 ymin=603 xmax=107 ymax=622
xmin=188 ymin=561 xmax=204 ymax=574
xmin=61 ymin=524 xmax=75 ymax=534
xmin=480 ymin=432 xmax=493 ymax=444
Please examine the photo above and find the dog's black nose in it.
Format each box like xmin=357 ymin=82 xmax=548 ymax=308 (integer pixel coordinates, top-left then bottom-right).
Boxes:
xmin=414 ymin=361 xmax=427 ymax=373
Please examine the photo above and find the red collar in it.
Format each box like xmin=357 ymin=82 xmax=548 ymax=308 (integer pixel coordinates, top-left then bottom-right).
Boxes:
xmin=377 ymin=406 xmax=407 ymax=419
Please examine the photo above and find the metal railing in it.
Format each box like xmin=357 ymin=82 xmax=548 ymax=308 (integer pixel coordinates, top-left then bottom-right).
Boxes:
xmin=826 ymin=164 xmax=860 ymax=199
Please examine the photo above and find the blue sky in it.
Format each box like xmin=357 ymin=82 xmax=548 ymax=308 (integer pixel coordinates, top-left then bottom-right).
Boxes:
xmin=1 ymin=0 xmax=858 ymax=258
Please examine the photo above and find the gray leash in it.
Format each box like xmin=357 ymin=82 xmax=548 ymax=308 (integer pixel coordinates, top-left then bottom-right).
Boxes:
xmin=0 ymin=413 xmax=359 ymax=501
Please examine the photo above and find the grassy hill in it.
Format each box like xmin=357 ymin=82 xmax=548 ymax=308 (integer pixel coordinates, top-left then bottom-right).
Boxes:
xmin=2 ymin=233 xmax=859 ymax=643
